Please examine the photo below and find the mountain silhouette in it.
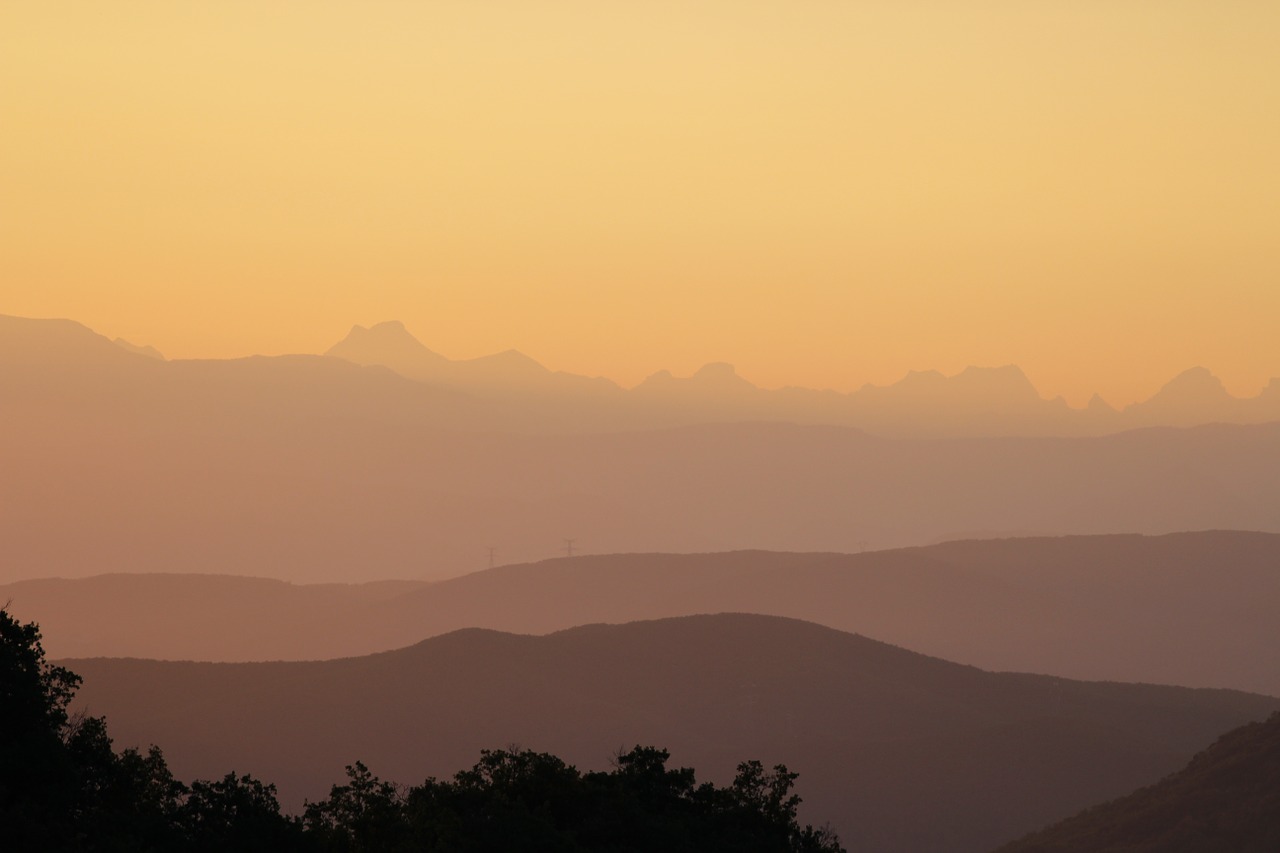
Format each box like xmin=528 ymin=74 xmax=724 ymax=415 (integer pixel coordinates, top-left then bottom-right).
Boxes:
xmin=324 ymin=320 xmax=450 ymax=376
xmin=0 ymin=314 xmax=158 ymax=370
xmin=996 ymin=711 xmax=1280 ymax=852
xmin=6 ymin=312 xmax=1280 ymax=583
xmin=7 ymin=313 xmax=1280 ymax=438
xmin=64 ymin=613 xmax=1280 ymax=853
xmin=325 ymin=319 xmax=622 ymax=402
xmin=320 ymin=317 xmax=1280 ymax=435
xmin=1123 ymin=366 xmax=1243 ymax=427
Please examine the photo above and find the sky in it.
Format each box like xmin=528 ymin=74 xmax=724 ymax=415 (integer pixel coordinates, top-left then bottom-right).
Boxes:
xmin=3 ymin=1 xmax=1278 ymax=407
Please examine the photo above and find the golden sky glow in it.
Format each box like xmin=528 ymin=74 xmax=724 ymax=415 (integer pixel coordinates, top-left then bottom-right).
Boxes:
xmin=3 ymin=1 xmax=1278 ymax=406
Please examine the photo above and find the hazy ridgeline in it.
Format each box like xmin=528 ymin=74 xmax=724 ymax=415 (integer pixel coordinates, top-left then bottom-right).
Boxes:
xmin=4 ymin=314 xmax=1280 ymax=583
xmin=8 ymin=532 xmax=1280 ymax=697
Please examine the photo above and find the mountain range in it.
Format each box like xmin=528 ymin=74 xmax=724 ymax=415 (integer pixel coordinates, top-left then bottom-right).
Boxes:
xmin=5 ymin=314 xmax=1280 ymax=582
xmin=326 ymin=319 xmax=1280 ymax=435
xmin=324 ymin=319 xmax=1280 ymax=436
xmin=64 ymin=613 xmax=1280 ymax=853
xmin=11 ymin=313 xmax=1278 ymax=437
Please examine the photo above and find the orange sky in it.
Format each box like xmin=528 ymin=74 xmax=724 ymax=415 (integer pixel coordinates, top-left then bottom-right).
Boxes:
xmin=3 ymin=2 xmax=1278 ymax=407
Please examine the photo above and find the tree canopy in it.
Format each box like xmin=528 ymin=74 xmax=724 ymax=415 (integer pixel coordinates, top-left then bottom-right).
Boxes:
xmin=1 ymin=607 xmax=842 ymax=852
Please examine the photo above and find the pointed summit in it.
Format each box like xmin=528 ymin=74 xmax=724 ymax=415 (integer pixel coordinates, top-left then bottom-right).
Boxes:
xmin=1156 ymin=366 xmax=1228 ymax=395
xmin=325 ymin=321 xmax=448 ymax=380
xmin=1086 ymin=393 xmax=1117 ymax=414
xmin=1125 ymin=366 xmax=1239 ymax=426
xmin=1142 ymin=367 xmax=1233 ymax=408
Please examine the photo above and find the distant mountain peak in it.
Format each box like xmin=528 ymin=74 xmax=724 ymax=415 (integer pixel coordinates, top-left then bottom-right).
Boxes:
xmin=337 ymin=320 xmax=434 ymax=350
xmin=1166 ymin=365 xmax=1222 ymax=386
xmin=1087 ymin=392 xmax=1117 ymax=414
xmin=1143 ymin=366 xmax=1232 ymax=405
xmin=325 ymin=321 xmax=448 ymax=371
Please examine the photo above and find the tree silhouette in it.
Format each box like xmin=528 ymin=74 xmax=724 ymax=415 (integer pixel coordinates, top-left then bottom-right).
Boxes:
xmin=1 ymin=607 xmax=305 ymax=852
xmin=3 ymin=607 xmax=843 ymax=852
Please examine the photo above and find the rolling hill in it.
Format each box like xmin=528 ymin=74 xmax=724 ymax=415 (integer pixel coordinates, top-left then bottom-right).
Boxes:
xmin=11 ymin=532 xmax=1280 ymax=698
xmin=64 ymin=614 xmax=1280 ymax=853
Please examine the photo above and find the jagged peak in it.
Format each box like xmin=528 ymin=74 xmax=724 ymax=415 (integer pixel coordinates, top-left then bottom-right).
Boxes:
xmin=342 ymin=320 xmax=415 ymax=341
xmin=326 ymin=320 xmax=447 ymax=364
xmin=1087 ymin=392 xmax=1117 ymax=414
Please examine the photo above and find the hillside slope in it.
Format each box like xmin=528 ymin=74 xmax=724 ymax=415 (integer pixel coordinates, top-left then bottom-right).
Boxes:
xmin=995 ymin=712 xmax=1280 ymax=852
xmin=65 ymin=614 xmax=1280 ymax=853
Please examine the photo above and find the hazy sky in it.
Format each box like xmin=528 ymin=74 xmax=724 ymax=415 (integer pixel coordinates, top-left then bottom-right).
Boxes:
xmin=4 ymin=2 xmax=1278 ymax=406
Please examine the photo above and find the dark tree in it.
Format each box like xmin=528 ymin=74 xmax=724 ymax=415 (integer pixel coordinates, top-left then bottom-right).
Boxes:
xmin=182 ymin=772 xmax=305 ymax=852
xmin=304 ymin=761 xmax=411 ymax=853
xmin=1 ymin=608 xmax=303 ymax=853
xmin=1 ymin=607 xmax=82 ymax=850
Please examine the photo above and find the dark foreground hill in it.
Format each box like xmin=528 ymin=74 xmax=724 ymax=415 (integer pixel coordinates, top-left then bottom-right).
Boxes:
xmin=65 ymin=614 xmax=1280 ymax=853
xmin=995 ymin=712 xmax=1280 ymax=852
xmin=14 ymin=532 xmax=1280 ymax=697
xmin=2 ymin=606 xmax=839 ymax=853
